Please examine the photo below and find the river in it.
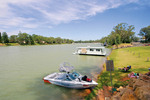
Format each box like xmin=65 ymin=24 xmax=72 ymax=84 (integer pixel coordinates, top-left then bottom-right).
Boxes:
xmin=0 ymin=43 xmax=110 ymax=100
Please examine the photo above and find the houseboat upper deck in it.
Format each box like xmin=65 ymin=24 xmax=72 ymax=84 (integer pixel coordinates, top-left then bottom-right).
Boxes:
xmin=74 ymin=46 xmax=106 ymax=56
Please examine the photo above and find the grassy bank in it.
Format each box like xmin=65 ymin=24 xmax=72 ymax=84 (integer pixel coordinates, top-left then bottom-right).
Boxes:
xmin=109 ymin=46 xmax=150 ymax=74
xmin=85 ymin=46 xmax=150 ymax=100
xmin=0 ymin=43 xmax=20 ymax=46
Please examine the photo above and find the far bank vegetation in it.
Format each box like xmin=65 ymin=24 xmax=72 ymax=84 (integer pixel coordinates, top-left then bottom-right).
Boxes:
xmin=0 ymin=32 xmax=74 ymax=45
xmin=99 ymin=23 xmax=150 ymax=46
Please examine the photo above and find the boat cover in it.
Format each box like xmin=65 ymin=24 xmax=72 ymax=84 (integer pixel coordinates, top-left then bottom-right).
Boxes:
xmin=59 ymin=62 xmax=74 ymax=72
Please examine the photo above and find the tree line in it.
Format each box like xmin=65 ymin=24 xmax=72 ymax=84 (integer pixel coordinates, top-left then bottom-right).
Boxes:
xmin=139 ymin=25 xmax=150 ymax=43
xmin=1 ymin=23 xmax=149 ymax=46
xmin=74 ymin=40 xmax=101 ymax=43
xmin=99 ymin=23 xmax=150 ymax=46
xmin=0 ymin=32 xmax=74 ymax=45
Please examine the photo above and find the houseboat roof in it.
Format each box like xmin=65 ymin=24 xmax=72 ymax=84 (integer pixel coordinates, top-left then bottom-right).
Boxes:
xmin=76 ymin=46 xmax=105 ymax=49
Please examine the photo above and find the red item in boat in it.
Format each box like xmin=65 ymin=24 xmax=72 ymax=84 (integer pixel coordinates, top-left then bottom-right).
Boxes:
xmin=86 ymin=78 xmax=91 ymax=82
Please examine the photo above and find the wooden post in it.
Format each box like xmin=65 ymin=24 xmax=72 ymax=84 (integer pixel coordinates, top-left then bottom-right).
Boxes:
xmin=106 ymin=60 xmax=114 ymax=95
xmin=147 ymin=57 xmax=149 ymax=62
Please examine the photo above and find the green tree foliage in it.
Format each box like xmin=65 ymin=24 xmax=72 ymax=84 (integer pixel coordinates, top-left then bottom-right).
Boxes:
xmin=74 ymin=40 xmax=99 ymax=43
xmin=2 ymin=32 xmax=9 ymax=43
xmin=131 ymin=36 xmax=139 ymax=42
xmin=139 ymin=25 xmax=150 ymax=42
xmin=32 ymin=35 xmax=73 ymax=44
xmin=29 ymin=35 xmax=35 ymax=45
xmin=115 ymin=34 xmax=121 ymax=46
xmin=9 ymin=35 xmax=18 ymax=43
xmin=100 ymin=23 xmax=136 ymax=45
xmin=0 ymin=31 xmax=73 ymax=45
xmin=0 ymin=32 xmax=2 ymax=43
xmin=55 ymin=37 xmax=62 ymax=44
xmin=17 ymin=32 xmax=29 ymax=45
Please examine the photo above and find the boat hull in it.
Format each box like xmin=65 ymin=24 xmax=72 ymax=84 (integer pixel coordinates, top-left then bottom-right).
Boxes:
xmin=43 ymin=73 xmax=98 ymax=89
xmin=73 ymin=46 xmax=107 ymax=56
xmin=74 ymin=52 xmax=106 ymax=56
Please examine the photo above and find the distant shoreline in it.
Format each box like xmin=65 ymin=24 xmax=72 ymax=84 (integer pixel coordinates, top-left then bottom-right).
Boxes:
xmin=0 ymin=43 xmax=73 ymax=46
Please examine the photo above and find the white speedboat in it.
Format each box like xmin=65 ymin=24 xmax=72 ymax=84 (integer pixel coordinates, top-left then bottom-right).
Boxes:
xmin=43 ymin=62 xmax=98 ymax=89
xmin=73 ymin=46 xmax=106 ymax=56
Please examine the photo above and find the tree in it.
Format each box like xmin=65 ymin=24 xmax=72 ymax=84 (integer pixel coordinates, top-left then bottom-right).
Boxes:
xmin=112 ymin=23 xmax=135 ymax=43
xmin=29 ymin=35 xmax=35 ymax=45
xmin=47 ymin=37 xmax=55 ymax=44
xmin=115 ymin=34 xmax=121 ymax=45
xmin=2 ymin=32 xmax=9 ymax=43
xmin=55 ymin=37 xmax=62 ymax=44
xmin=9 ymin=35 xmax=17 ymax=43
xmin=17 ymin=33 xmax=29 ymax=45
xmin=0 ymin=32 xmax=2 ymax=43
xmin=131 ymin=36 xmax=139 ymax=42
xmin=139 ymin=25 xmax=150 ymax=42
xmin=99 ymin=23 xmax=135 ymax=46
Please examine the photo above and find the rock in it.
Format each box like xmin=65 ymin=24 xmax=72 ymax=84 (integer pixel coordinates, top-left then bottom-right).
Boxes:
xmin=103 ymin=86 xmax=111 ymax=97
xmin=79 ymin=89 xmax=91 ymax=97
xmin=112 ymin=74 xmax=150 ymax=100
xmin=134 ymin=86 xmax=150 ymax=100
xmin=132 ymin=75 xmax=150 ymax=91
xmin=121 ymin=88 xmax=138 ymax=100
xmin=105 ymin=97 xmax=111 ymax=100
xmin=117 ymin=86 xmax=124 ymax=92
xmin=119 ymin=88 xmax=126 ymax=96
xmin=112 ymin=94 xmax=121 ymax=100
xmin=139 ymin=75 xmax=150 ymax=82
xmin=85 ymin=89 xmax=91 ymax=94
xmin=119 ymin=86 xmax=123 ymax=89
xmin=97 ymin=89 xmax=105 ymax=100
xmin=128 ymin=78 xmax=136 ymax=87
xmin=132 ymin=79 xmax=146 ymax=91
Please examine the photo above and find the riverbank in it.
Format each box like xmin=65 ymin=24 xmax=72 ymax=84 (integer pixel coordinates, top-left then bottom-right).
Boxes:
xmin=0 ymin=43 xmax=20 ymax=46
xmin=85 ymin=45 xmax=150 ymax=100
xmin=0 ymin=43 xmax=72 ymax=46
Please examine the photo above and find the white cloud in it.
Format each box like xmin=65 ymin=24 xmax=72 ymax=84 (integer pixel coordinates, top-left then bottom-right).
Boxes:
xmin=0 ymin=0 xmax=148 ymax=35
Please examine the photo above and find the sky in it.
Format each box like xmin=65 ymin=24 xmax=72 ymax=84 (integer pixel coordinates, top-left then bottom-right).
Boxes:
xmin=0 ymin=0 xmax=150 ymax=41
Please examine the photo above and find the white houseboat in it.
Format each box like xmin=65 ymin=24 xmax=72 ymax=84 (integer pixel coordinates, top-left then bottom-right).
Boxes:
xmin=73 ymin=46 xmax=106 ymax=56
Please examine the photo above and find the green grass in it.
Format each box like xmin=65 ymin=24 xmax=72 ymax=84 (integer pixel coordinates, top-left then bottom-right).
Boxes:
xmin=6 ymin=43 xmax=20 ymax=46
xmin=110 ymin=46 xmax=150 ymax=74
xmin=85 ymin=46 xmax=150 ymax=100
xmin=0 ymin=43 xmax=20 ymax=46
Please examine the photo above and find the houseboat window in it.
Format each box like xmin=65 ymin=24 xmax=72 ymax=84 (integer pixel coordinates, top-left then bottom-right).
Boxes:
xmin=90 ymin=49 xmax=94 ymax=51
xmin=96 ymin=49 xmax=100 ymax=51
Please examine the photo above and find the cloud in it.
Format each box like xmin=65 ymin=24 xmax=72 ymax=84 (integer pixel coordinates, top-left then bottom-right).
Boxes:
xmin=0 ymin=0 xmax=148 ymax=35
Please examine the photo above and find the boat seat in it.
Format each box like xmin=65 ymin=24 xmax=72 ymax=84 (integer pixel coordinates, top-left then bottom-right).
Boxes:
xmin=82 ymin=75 xmax=87 ymax=81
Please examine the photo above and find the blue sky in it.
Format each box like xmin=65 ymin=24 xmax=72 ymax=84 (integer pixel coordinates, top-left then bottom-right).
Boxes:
xmin=0 ymin=0 xmax=150 ymax=40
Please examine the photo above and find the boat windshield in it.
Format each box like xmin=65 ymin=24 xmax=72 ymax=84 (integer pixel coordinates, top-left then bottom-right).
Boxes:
xmin=68 ymin=72 xmax=80 ymax=80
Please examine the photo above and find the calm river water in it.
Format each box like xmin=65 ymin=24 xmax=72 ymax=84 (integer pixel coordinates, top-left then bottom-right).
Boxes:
xmin=0 ymin=43 xmax=110 ymax=100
